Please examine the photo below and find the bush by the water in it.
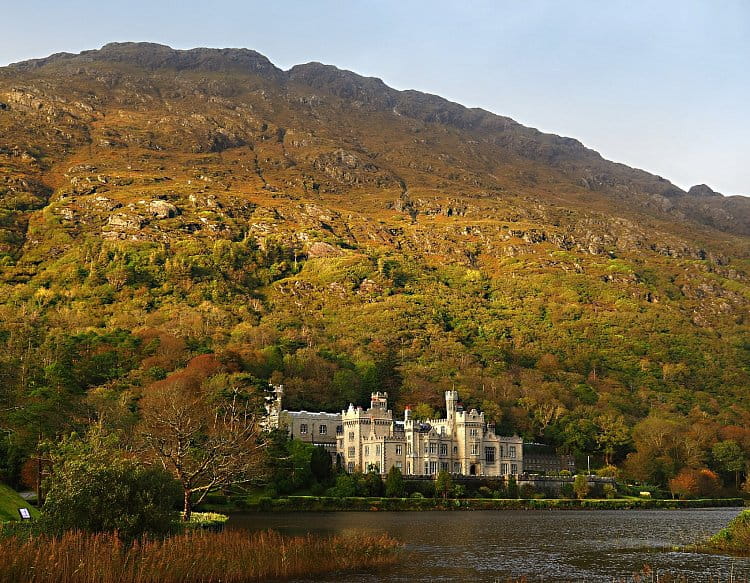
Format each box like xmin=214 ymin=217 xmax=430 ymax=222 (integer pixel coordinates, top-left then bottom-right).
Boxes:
xmin=0 ymin=529 xmax=401 ymax=583
xmin=179 ymin=512 xmax=229 ymax=531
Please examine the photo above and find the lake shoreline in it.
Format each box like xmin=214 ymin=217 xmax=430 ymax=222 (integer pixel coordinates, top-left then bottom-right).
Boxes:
xmin=205 ymin=495 xmax=745 ymax=514
xmin=227 ymin=507 xmax=750 ymax=581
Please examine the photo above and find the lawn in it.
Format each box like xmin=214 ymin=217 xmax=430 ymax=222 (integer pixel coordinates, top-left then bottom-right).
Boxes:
xmin=0 ymin=484 xmax=39 ymax=522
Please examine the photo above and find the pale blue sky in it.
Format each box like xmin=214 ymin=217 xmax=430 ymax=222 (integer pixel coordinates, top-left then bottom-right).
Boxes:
xmin=1 ymin=1 xmax=748 ymax=195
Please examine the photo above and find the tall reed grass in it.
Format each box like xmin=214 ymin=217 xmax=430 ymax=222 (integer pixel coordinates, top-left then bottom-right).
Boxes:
xmin=0 ymin=528 xmax=401 ymax=582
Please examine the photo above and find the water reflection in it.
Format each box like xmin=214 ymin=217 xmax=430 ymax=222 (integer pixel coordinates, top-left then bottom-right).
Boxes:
xmin=229 ymin=508 xmax=750 ymax=582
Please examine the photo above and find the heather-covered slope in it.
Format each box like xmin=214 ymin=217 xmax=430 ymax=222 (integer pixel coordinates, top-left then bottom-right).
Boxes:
xmin=0 ymin=43 xmax=748 ymax=486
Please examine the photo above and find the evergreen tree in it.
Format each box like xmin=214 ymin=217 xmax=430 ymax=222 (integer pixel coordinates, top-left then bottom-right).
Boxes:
xmin=385 ymin=465 xmax=405 ymax=498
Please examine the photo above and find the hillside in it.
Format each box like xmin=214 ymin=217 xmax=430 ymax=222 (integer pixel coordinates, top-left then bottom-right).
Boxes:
xmin=0 ymin=43 xmax=748 ymax=484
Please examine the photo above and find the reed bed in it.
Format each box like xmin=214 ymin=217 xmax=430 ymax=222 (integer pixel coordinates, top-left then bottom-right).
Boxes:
xmin=0 ymin=529 xmax=401 ymax=583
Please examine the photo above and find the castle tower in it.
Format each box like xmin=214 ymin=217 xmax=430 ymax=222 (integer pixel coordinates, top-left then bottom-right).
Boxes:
xmin=445 ymin=390 xmax=459 ymax=424
xmin=263 ymin=384 xmax=284 ymax=430
xmin=370 ymin=392 xmax=388 ymax=411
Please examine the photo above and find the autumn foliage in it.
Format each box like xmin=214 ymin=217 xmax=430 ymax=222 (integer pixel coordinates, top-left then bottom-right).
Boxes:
xmin=668 ymin=468 xmax=722 ymax=499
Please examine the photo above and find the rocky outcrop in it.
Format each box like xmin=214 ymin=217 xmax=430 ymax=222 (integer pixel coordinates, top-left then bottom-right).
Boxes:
xmin=687 ymin=184 xmax=722 ymax=198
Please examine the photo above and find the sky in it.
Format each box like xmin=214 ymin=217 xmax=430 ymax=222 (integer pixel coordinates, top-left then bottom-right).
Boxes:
xmin=1 ymin=0 xmax=748 ymax=195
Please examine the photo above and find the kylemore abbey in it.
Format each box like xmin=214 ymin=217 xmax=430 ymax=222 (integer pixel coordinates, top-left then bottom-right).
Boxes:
xmin=267 ymin=388 xmax=524 ymax=477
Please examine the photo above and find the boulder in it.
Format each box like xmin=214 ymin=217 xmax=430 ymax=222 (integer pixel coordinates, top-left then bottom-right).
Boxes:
xmin=107 ymin=212 xmax=145 ymax=230
xmin=148 ymin=199 xmax=178 ymax=219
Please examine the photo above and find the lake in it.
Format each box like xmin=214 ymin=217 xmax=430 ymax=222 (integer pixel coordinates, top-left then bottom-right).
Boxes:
xmin=229 ymin=508 xmax=750 ymax=581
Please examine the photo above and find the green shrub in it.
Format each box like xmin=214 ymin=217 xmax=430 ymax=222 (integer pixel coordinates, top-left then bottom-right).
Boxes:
xmin=478 ymin=486 xmax=493 ymax=498
xmin=573 ymin=475 xmax=590 ymax=499
xmin=385 ymin=466 xmax=405 ymax=498
xmin=257 ymin=497 xmax=273 ymax=512
xmin=42 ymin=432 xmax=180 ymax=540
xmin=519 ymin=484 xmax=536 ymax=499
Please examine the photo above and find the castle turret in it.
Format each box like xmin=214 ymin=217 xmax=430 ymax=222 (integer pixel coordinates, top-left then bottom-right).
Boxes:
xmin=445 ymin=390 xmax=459 ymax=424
xmin=370 ymin=392 xmax=388 ymax=411
xmin=263 ymin=384 xmax=284 ymax=430
xmin=404 ymin=405 xmax=411 ymax=421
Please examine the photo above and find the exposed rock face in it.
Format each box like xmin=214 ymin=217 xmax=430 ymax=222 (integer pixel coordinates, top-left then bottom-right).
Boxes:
xmin=307 ymin=241 xmax=343 ymax=258
xmin=687 ymin=184 xmax=721 ymax=198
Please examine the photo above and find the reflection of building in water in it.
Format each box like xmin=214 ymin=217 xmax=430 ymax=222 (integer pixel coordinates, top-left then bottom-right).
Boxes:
xmin=273 ymin=388 xmax=523 ymax=477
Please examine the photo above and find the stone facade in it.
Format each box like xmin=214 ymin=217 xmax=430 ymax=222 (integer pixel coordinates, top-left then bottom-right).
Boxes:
xmin=523 ymin=443 xmax=576 ymax=475
xmin=272 ymin=387 xmax=523 ymax=477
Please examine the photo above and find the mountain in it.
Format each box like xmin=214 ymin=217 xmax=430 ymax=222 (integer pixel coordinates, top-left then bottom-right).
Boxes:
xmin=1 ymin=43 xmax=748 ymax=478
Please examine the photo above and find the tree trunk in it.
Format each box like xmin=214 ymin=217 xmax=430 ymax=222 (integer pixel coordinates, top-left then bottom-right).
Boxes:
xmin=35 ymin=453 xmax=42 ymax=506
xmin=182 ymin=488 xmax=192 ymax=522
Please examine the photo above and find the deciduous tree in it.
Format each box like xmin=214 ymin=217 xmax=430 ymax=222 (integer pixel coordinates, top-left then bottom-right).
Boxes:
xmin=139 ymin=363 xmax=266 ymax=520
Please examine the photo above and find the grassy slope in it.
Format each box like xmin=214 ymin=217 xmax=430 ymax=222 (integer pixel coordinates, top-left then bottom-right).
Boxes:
xmin=0 ymin=484 xmax=39 ymax=522
xmin=693 ymin=509 xmax=750 ymax=556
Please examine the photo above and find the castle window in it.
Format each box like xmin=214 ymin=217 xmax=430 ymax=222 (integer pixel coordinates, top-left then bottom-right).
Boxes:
xmin=440 ymin=443 xmax=448 ymax=456
xmin=429 ymin=442 xmax=437 ymax=455
xmin=500 ymin=445 xmax=504 ymax=457
xmin=485 ymin=447 xmax=496 ymax=463
xmin=509 ymin=446 xmax=517 ymax=459
xmin=470 ymin=428 xmax=478 ymax=437
xmin=511 ymin=464 xmax=518 ymax=475
xmin=365 ymin=446 xmax=369 ymax=456
xmin=347 ymin=462 xmax=355 ymax=473
xmin=395 ymin=461 xmax=403 ymax=470
xmin=429 ymin=461 xmax=437 ymax=475
xmin=501 ymin=463 xmax=509 ymax=475
xmin=336 ymin=425 xmax=343 ymax=435
xmin=453 ymin=462 xmax=461 ymax=473
xmin=300 ymin=424 xmax=308 ymax=435
xmin=348 ymin=447 xmax=355 ymax=458
xmin=348 ymin=432 xmax=354 ymax=441
xmin=453 ymin=446 xmax=458 ymax=455
xmin=441 ymin=462 xmax=449 ymax=472
xmin=319 ymin=425 xmax=327 ymax=435
xmin=375 ymin=445 xmax=381 ymax=456
xmin=424 ymin=462 xmax=429 ymax=475
xmin=395 ymin=445 xmax=403 ymax=456
xmin=471 ymin=443 xmax=479 ymax=456
xmin=407 ymin=462 xmax=411 ymax=474
xmin=407 ymin=444 xmax=412 ymax=455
